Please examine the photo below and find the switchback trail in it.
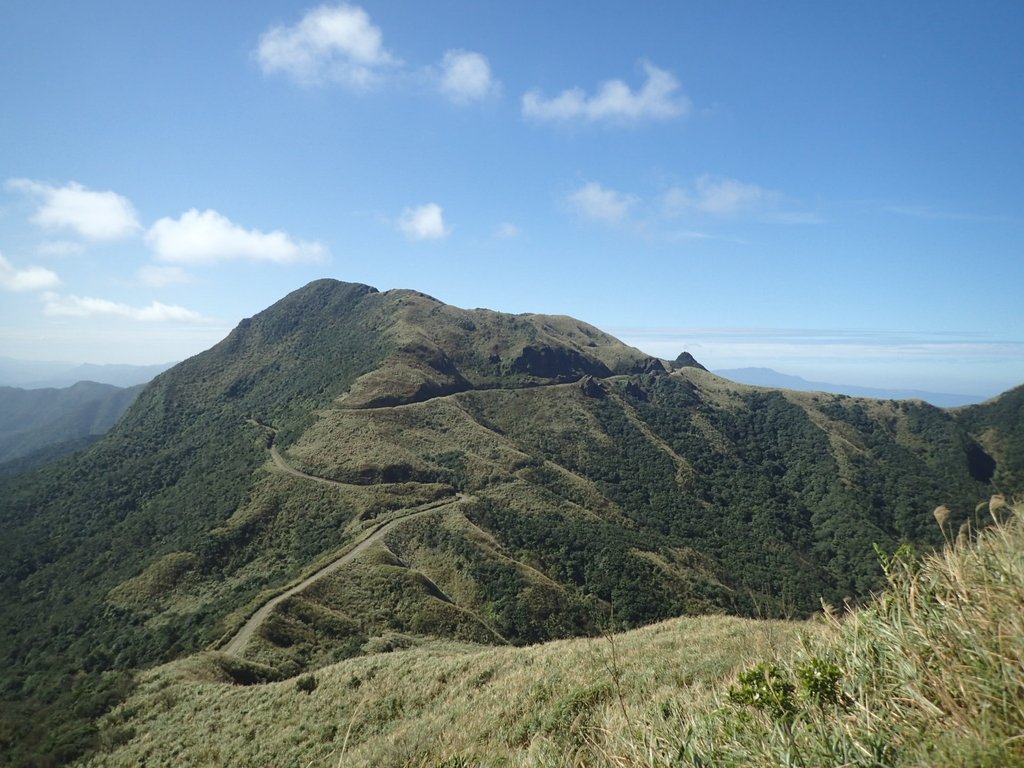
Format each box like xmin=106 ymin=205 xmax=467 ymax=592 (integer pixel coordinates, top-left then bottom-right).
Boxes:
xmin=221 ymin=493 xmax=465 ymax=656
xmin=269 ymin=444 xmax=357 ymax=486
xmin=223 ymin=422 xmax=466 ymax=656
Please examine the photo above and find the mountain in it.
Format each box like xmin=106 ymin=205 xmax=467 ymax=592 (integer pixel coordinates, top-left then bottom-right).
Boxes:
xmin=0 ymin=381 xmax=143 ymax=473
xmin=714 ymin=366 xmax=985 ymax=407
xmin=0 ymin=357 xmax=174 ymax=389
xmin=0 ymin=279 xmax=1017 ymax=766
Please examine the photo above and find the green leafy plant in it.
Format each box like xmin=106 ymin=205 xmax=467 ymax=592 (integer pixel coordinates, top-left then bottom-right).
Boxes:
xmin=795 ymin=656 xmax=846 ymax=709
xmin=727 ymin=663 xmax=797 ymax=720
xmin=294 ymin=673 xmax=317 ymax=694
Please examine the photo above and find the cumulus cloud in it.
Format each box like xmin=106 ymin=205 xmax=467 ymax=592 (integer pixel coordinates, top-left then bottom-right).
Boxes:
xmin=567 ymin=182 xmax=637 ymax=224
xmin=136 ymin=265 xmax=191 ymax=288
xmin=43 ymin=292 xmax=205 ymax=322
xmin=663 ymin=175 xmax=774 ymax=216
xmin=7 ymin=178 xmax=141 ymax=240
xmin=523 ymin=61 xmax=689 ymax=123
xmin=438 ymin=50 xmax=496 ymax=103
xmin=0 ymin=253 xmax=60 ymax=292
xmin=145 ymin=209 xmax=325 ymax=265
xmin=256 ymin=3 xmax=397 ymax=87
xmin=399 ymin=203 xmax=450 ymax=240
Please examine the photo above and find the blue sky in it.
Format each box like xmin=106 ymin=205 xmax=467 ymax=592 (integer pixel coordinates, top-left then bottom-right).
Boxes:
xmin=1 ymin=1 xmax=1021 ymax=396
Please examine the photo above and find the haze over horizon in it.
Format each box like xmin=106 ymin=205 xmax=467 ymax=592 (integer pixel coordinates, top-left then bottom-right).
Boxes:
xmin=1 ymin=2 xmax=1021 ymax=396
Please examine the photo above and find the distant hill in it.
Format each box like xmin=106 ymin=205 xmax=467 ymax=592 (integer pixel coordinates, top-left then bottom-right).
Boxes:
xmin=0 ymin=381 xmax=143 ymax=472
xmin=714 ymin=366 xmax=984 ymax=407
xmin=0 ymin=357 xmax=174 ymax=388
xmin=0 ymin=279 xmax=1018 ymax=766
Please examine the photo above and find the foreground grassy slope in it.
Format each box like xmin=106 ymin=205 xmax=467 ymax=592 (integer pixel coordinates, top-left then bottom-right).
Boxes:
xmin=85 ymin=615 xmax=810 ymax=767
xmin=87 ymin=498 xmax=1022 ymax=767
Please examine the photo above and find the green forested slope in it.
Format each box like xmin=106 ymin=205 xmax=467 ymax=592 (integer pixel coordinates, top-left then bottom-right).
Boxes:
xmin=957 ymin=384 xmax=1024 ymax=489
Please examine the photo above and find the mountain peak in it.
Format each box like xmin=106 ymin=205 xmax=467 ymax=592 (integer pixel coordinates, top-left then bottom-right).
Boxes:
xmin=674 ymin=351 xmax=707 ymax=370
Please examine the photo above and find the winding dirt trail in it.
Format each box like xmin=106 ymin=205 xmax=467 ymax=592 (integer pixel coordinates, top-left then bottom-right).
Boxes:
xmin=221 ymin=428 xmax=465 ymax=656
xmin=268 ymin=445 xmax=356 ymax=486
xmin=222 ymin=493 xmax=463 ymax=656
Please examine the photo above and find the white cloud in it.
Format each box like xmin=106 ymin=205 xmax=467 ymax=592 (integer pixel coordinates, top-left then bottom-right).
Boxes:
xmin=663 ymin=175 xmax=774 ymax=216
xmin=43 ymin=292 xmax=206 ymax=322
xmin=495 ymin=222 xmax=521 ymax=238
xmin=567 ymin=182 xmax=637 ymax=224
xmin=0 ymin=253 xmax=60 ymax=292
xmin=438 ymin=50 xmax=496 ymax=103
xmin=136 ymin=265 xmax=191 ymax=288
xmin=522 ymin=61 xmax=689 ymax=123
xmin=145 ymin=209 xmax=326 ymax=264
xmin=7 ymin=178 xmax=141 ymax=240
xmin=256 ymin=3 xmax=397 ymax=88
xmin=399 ymin=203 xmax=450 ymax=240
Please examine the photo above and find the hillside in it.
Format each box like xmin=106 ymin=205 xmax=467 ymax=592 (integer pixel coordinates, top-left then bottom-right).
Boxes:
xmin=0 ymin=279 xmax=1017 ymax=766
xmin=84 ymin=497 xmax=1024 ymax=767
xmin=0 ymin=381 xmax=143 ymax=472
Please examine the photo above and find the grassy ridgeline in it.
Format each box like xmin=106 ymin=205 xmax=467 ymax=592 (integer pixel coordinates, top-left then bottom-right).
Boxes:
xmin=85 ymin=616 xmax=808 ymax=767
xmin=86 ymin=497 xmax=1023 ymax=767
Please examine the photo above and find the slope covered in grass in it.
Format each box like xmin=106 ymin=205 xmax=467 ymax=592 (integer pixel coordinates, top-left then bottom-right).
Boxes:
xmin=87 ymin=498 xmax=1023 ymax=767
xmin=84 ymin=615 xmax=810 ymax=767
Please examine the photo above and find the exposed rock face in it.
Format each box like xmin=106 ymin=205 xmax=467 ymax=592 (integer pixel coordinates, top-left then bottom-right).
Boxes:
xmin=510 ymin=345 xmax=613 ymax=380
xmin=624 ymin=381 xmax=648 ymax=401
xmin=579 ymin=376 xmax=606 ymax=398
xmin=674 ymin=351 xmax=707 ymax=371
xmin=628 ymin=357 xmax=668 ymax=375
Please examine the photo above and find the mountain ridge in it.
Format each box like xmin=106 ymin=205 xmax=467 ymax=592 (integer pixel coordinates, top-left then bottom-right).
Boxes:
xmin=0 ymin=278 xmax=1018 ymax=766
xmin=0 ymin=357 xmax=174 ymax=389
xmin=0 ymin=380 xmax=143 ymax=472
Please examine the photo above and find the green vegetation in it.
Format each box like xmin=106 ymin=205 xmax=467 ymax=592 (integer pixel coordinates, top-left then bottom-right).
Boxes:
xmin=959 ymin=384 xmax=1024 ymax=489
xmin=0 ymin=279 xmax=1019 ymax=766
xmin=82 ymin=497 xmax=1023 ymax=766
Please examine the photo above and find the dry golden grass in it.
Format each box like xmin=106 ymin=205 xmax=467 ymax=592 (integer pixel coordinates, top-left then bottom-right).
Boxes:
xmin=85 ymin=615 xmax=809 ymax=767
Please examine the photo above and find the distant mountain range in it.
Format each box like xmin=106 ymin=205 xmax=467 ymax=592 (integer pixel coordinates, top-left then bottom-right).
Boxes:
xmin=0 ymin=357 xmax=175 ymax=389
xmin=0 ymin=381 xmax=143 ymax=474
xmin=714 ymin=367 xmax=985 ymax=408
